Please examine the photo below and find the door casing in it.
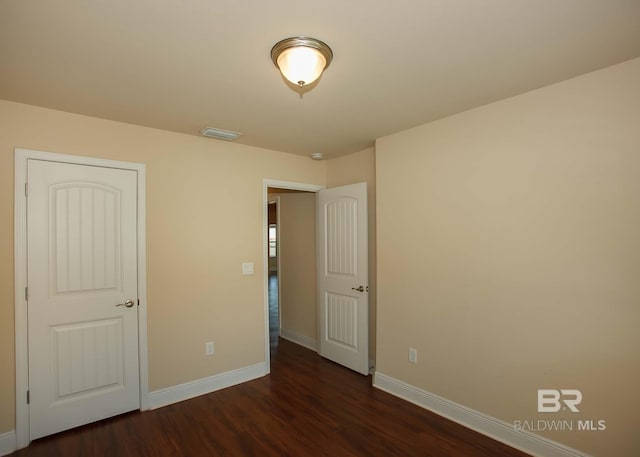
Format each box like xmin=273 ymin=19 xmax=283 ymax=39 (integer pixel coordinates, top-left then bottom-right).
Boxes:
xmin=14 ymin=148 xmax=149 ymax=449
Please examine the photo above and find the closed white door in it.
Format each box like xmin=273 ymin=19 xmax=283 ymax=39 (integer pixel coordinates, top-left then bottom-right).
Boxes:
xmin=317 ymin=183 xmax=369 ymax=375
xmin=27 ymin=159 xmax=140 ymax=440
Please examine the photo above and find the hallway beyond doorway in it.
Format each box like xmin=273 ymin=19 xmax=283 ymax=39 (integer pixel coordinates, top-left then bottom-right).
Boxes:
xmin=268 ymin=272 xmax=279 ymax=350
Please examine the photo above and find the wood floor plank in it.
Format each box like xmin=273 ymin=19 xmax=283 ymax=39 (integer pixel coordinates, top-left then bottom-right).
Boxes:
xmin=13 ymin=338 xmax=530 ymax=456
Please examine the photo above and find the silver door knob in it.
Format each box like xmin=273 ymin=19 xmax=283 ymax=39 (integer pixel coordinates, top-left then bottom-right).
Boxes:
xmin=116 ymin=299 xmax=135 ymax=308
xmin=351 ymin=286 xmax=365 ymax=292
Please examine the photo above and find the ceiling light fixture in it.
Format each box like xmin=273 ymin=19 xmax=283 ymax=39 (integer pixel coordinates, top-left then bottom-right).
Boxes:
xmin=271 ymin=36 xmax=333 ymax=88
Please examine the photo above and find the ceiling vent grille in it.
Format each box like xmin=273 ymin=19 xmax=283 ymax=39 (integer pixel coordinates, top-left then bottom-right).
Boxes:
xmin=200 ymin=127 xmax=242 ymax=141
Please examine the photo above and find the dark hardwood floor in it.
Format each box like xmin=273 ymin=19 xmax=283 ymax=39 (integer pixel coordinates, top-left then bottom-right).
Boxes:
xmin=13 ymin=336 xmax=530 ymax=457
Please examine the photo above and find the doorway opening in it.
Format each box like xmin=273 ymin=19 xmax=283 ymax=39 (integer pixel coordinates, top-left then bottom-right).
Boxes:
xmin=263 ymin=180 xmax=324 ymax=373
xmin=266 ymin=187 xmax=317 ymax=355
xmin=263 ymin=180 xmax=370 ymax=376
xmin=267 ymin=199 xmax=280 ymax=350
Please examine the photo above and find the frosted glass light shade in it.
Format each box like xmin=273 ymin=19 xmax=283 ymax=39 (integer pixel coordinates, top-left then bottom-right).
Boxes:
xmin=277 ymin=46 xmax=326 ymax=87
xmin=271 ymin=37 xmax=333 ymax=88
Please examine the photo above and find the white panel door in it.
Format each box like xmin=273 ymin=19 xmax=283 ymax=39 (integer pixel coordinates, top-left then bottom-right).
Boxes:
xmin=317 ymin=183 xmax=369 ymax=375
xmin=27 ymin=159 xmax=140 ymax=440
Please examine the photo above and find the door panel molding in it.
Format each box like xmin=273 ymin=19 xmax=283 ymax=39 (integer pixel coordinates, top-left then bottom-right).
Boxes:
xmin=14 ymin=148 xmax=149 ymax=449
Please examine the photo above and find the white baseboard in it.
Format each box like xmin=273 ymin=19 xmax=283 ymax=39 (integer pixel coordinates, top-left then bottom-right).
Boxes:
xmin=280 ymin=328 xmax=317 ymax=352
xmin=0 ymin=430 xmax=16 ymax=457
xmin=149 ymin=362 xmax=267 ymax=410
xmin=373 ymin=372 xmax=589 ymax=457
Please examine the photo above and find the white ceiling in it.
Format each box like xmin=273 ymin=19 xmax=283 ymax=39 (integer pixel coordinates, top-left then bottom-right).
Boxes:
xmin=1 ymin=0 xmax=639 ymax=158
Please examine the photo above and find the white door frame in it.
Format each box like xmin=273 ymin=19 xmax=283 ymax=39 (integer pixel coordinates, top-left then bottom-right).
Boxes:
xmin=262 ymin=179 xmax=324 ymax=373
xmin=14 ymin=148 xmax=150 ymax=449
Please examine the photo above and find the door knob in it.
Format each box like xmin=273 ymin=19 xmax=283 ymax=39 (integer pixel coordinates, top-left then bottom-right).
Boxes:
xmin=351 ymin=286 xmax=365 ymax=292
xmin=116 ymin=299 xmax=135 ymax=308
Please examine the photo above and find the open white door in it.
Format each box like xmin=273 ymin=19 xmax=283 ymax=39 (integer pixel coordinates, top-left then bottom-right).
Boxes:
xmin=27 ymin=159 xmax=140 ymax=440
xmin=317 ymin=183 xmax=369 ymax=375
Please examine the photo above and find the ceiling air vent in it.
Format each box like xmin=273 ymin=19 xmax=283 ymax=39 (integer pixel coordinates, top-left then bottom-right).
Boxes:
xmin=200 ymin=127 xmax=242 ymax=141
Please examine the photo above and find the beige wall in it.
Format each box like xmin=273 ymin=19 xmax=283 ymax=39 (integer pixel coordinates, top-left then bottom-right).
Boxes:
xmin=274 ymin=192 xmax=317 ymax=343
xmin=326 ymin=147 xmax=377 ymax=360
xmin=0 ymin=100 xmax=326 ymax=434
xmin=375 ymin=57 xmax=640 ymax=457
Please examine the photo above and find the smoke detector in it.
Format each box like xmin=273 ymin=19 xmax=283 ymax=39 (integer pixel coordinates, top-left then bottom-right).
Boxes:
xmin=311 ymin=152 xmax=324 ymax=160
xmin=200 ymin=127 xmax=242 ymax=141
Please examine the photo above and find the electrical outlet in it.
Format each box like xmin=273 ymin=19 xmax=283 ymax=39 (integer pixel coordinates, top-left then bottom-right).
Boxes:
xmin=205 ymin=341 xmax=214 ymax=356
xmin=408 ymin=348 xmax=417 ymax=364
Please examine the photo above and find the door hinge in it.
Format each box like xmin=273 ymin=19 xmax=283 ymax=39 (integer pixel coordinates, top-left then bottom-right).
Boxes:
xmin=27 ymin=390 xmax=30 ymax=404
xmin=25 ymin=286 xmax=28 ymax=301
xmin=25 ymin=182 xmax=28 ymax=197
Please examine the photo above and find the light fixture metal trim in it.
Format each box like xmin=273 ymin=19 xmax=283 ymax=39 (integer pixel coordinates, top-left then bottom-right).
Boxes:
xmin=271 ymin=36 xmax=333 ymax=87
xmin=271 ymin=36 xmax=333 ymax=69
